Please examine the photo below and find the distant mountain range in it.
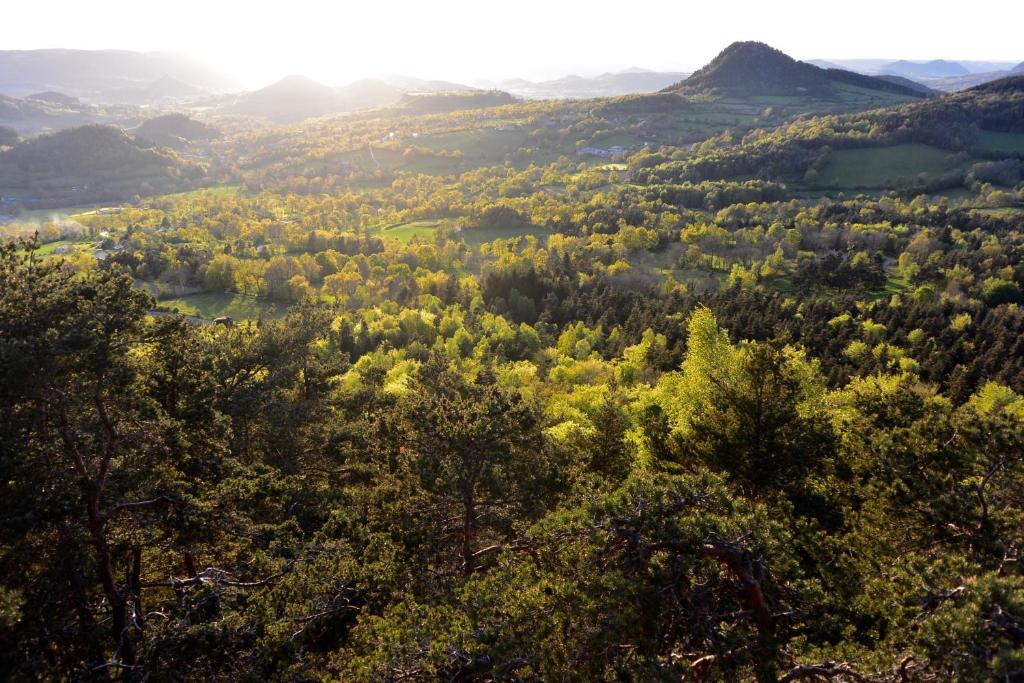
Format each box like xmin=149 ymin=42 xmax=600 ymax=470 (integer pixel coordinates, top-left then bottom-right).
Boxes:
xmin=664 ymin=42 xmax=927 ymax=99
xmin=0 ymin=50 xmax=236 ymax=98
xmin=219 ymin=74 xmax=504 ymax=122
xmin=880 ymin=60 xmax=969 ymax=79
xmin=808 ymin=57 xmax=1023 ymax=92
xmin=222 ymin=75 xmax=391 ymax=122
xmin=476 ymin=69 xmax=690 ymax=99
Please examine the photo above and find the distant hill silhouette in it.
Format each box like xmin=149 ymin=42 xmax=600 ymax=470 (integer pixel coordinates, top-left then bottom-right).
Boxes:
xmin=135 ymin=113 xmax=219 ymax=149
xmin=665 ymin=42 xmax=927 ymax=99
xmin=880 ymin=60 xmax=969 ymax=79
xmin=486 ymin=70 xmax=689 ymax=99
xmin=25 ymin=91 xmax=79 ymax=107
xmin=0 ymin=50 xmax=235 ymax=97
xmin=226 ymin=75 xmax=342 ymax=121
xmin=225 ymin=76 xmax=411 ymax=122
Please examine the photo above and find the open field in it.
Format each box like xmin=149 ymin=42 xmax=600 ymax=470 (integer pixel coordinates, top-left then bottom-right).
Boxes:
xmin=813 ymin=145 xmax=962 ymax=188
xmin=381 ymin=220 xmax=549 ymax=246
xmin=153 ymin=185 xmax=240 ymax=200
xmin=158 ymin=292 xmax=289 ymax=320
xmin=980 ymin=131 xmax=1024 ymax=154
xmin=380 ymin=220 xmax=444 ymax=243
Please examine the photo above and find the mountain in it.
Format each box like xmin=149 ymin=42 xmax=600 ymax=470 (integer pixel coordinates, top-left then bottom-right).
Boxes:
xmin=225 ymin=75 xmax=342 ymax=122
xmin=224 ymin=75 xmax=409 ymax=122
xmin=666 ymin=42 xmax=926 ymax=99
xmin=1014 ymin=62 xmax=1024 ymax=74
xmin=135 ymin=113 xmax=219 ymax=149
xmin=486 ymin=70 xmax=690 ymax=99
xmin=959 ymin=60 xmax=1020 ymax=74
xmin=0 ymin=50 xmax=235 ymax=97
xmin=880 ymin=59 xmax=969 ymax=79
xmin=810 ymin=59 xmax=1018 ymax=76
xmin=25 ymin=91 xmax=79 ymax=107
xmin=0 ymin=124 xmax=202 ymax=205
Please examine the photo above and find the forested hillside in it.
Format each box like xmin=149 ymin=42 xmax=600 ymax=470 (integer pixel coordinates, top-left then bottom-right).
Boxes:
xmin=0 ymin=125 xmax=205 ymax=204
xmin=2 ymin=39 xmax=1024 ymax=682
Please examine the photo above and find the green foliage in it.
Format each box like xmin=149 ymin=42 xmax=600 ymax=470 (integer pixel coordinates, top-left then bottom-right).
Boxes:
xmin=4 ymin=70 xmax=1024 ymax=682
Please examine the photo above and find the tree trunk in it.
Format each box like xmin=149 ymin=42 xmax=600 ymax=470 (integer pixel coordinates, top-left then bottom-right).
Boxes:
xmin=84 ymin=492 xmax=136 ymax=673
xmin=461 ymin=491 xmax=477 ymax=576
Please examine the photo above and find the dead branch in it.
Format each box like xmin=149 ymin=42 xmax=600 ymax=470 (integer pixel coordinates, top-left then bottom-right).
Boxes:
xmin=779 ymin=661 xmax=863 ymax=682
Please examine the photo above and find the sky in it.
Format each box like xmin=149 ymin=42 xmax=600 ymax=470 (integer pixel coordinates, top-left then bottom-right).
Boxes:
xmin=6 ymin=0 xmax=1024 ymax=87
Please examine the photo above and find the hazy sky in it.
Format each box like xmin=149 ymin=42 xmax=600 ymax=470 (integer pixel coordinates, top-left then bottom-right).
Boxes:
xmin=6 ymin=0 xmax=1024 ymax=87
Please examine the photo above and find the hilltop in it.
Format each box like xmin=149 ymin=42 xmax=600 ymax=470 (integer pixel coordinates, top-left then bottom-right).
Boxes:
xmin=24 ymin=91 xmax=79 ymax=107
xmin=135 ymin=113 xmax=219 ymax=149
xmin=224 ymin=75 xmax=410 ymax=122
xmin=225 ymin=75 xmax=342 ymax=121
xmin=667 ymin=42 xmax=927 ymax=99
xmin=0 ymin=124 xmax=203 ymax=205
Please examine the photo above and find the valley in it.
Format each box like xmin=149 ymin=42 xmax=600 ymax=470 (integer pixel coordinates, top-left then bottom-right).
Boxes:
xmin=2 ymin=32 xmax=1024 ymax=683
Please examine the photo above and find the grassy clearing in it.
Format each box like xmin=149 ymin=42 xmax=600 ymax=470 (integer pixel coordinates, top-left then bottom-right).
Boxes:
xmin=159 ymin=292 xmax=288 ymax=320
xmin=980 ymin=131 xmax=1024 ymax=154
xmin=156 ymin=185 xmax=240 ymax=200
xmin=768 ymin=277 xmax=797 ymax=294
xmin=813 ymin=145 xmax=962 ymax=189
xmin=863 ymin=275 xmax=910 ymax=302
xmin=36 ymin=239 xmax=94 ymax=257
xmin=381 ymin=220 xmax=444 ymax=243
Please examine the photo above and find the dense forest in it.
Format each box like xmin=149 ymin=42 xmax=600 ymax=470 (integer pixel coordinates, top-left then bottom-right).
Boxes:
xmin=2 ymin=42 xmax=1024 ymax=682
